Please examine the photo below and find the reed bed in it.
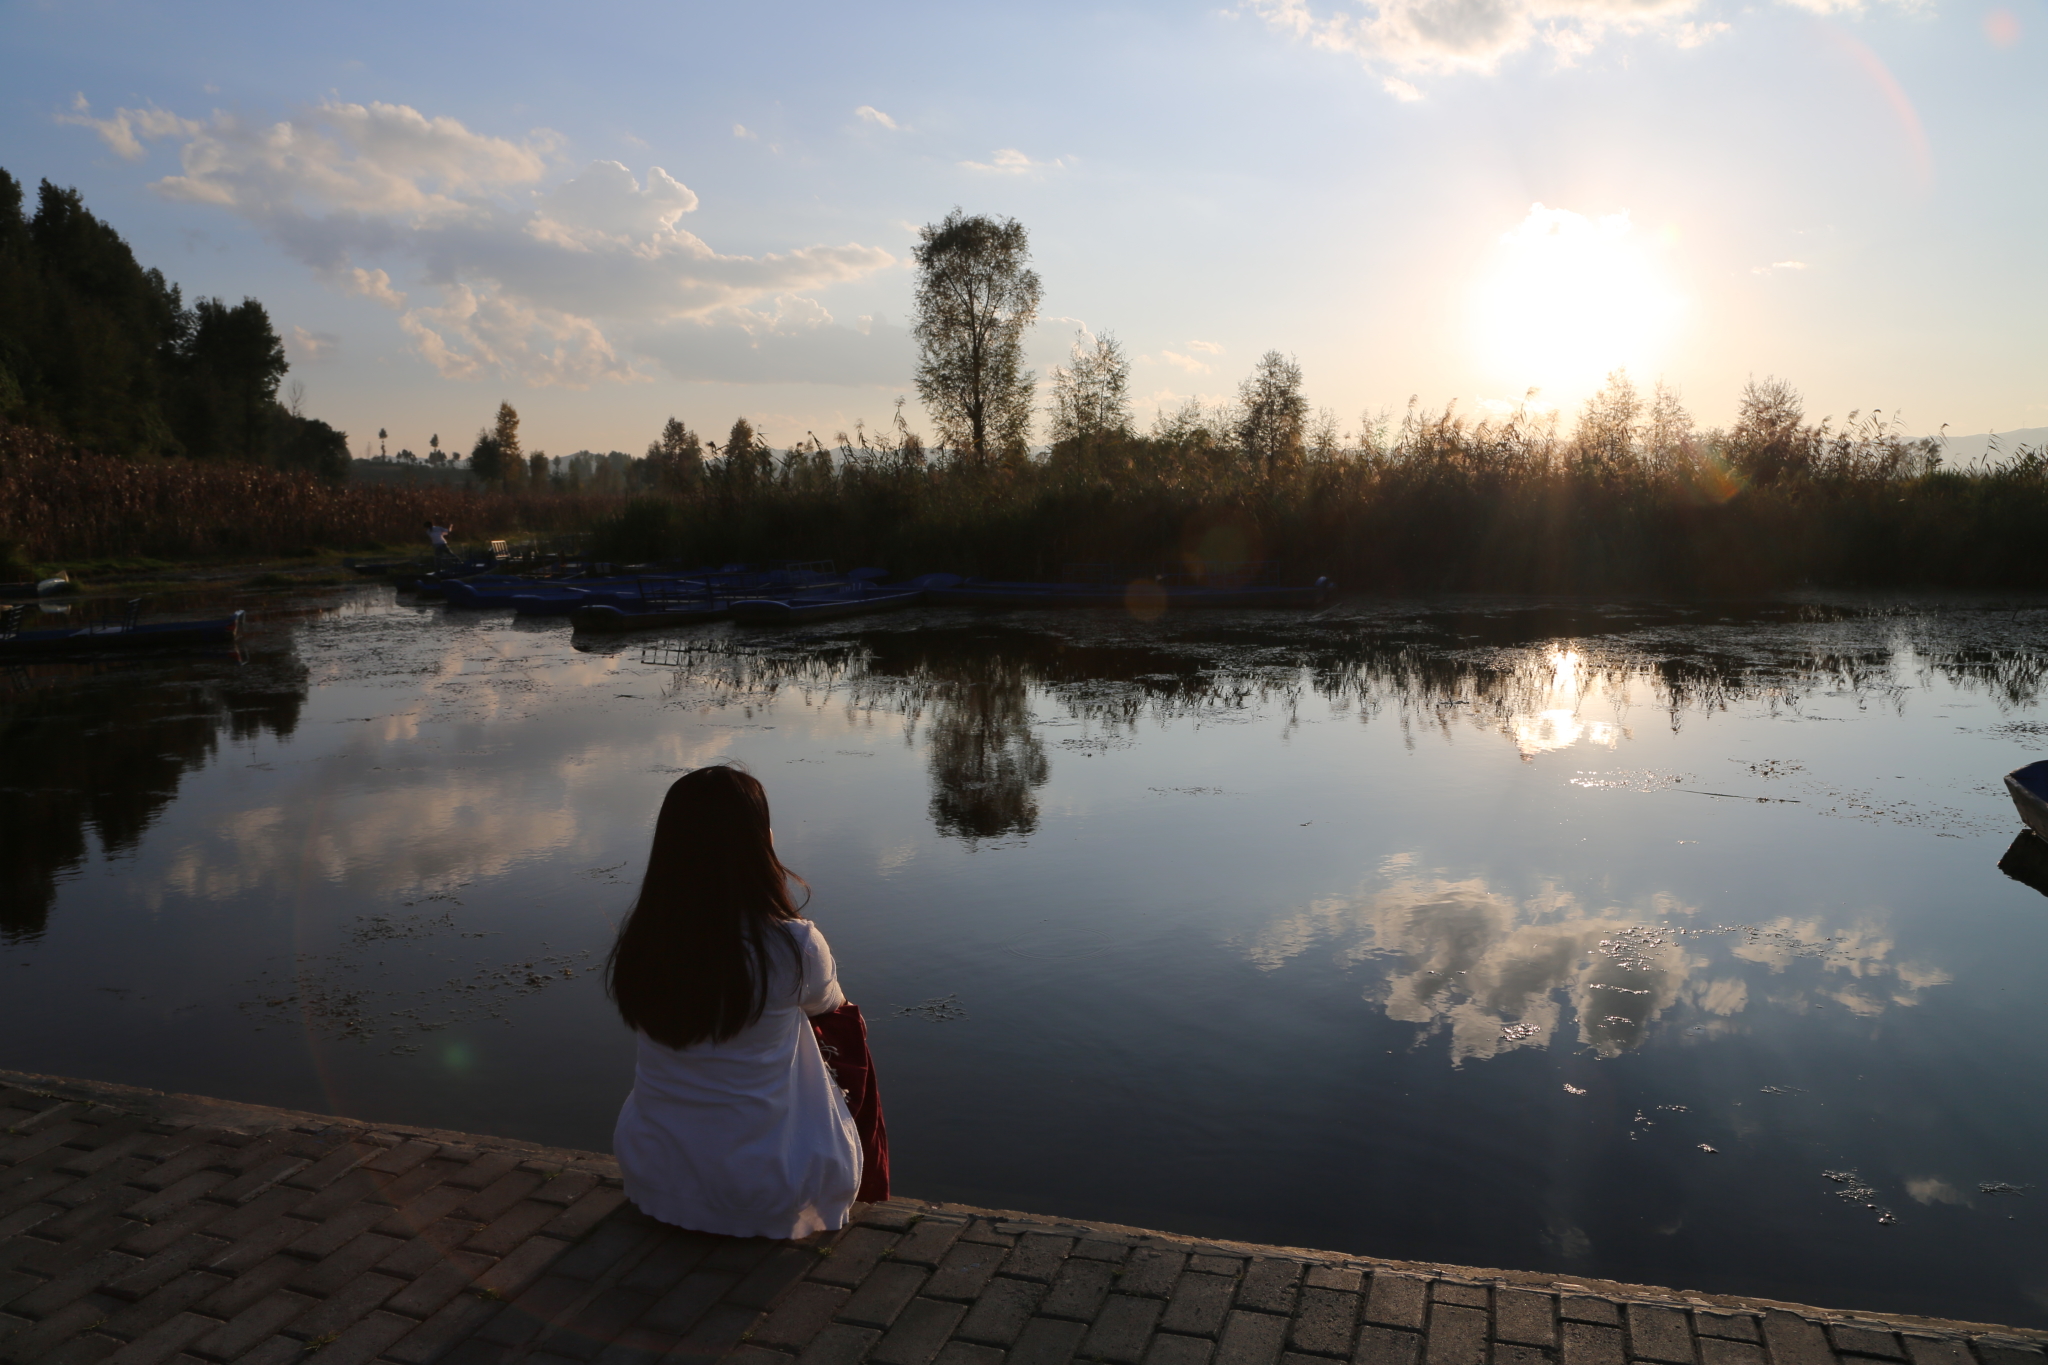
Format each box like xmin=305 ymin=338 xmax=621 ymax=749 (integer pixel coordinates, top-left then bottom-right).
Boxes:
xmin=593 ymin=407 xmax=2048 ymax=592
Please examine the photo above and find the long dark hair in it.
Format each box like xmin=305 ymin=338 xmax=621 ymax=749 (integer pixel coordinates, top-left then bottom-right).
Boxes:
xmin=605 ymin=765 xmax=809 ymax=1048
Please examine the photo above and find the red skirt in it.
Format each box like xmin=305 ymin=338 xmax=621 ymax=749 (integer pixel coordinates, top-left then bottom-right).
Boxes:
xmin=811 ymin=1003 xmax=890 ymax=1203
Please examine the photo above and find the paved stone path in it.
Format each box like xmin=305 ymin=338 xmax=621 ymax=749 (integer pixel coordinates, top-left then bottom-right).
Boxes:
xmin=3 ymin=1073 xmax=2042 ymax=1365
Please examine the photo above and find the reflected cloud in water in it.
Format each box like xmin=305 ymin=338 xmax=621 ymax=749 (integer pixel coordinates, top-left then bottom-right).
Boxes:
xmin=1243 ymin=862 xmax=1949 ymax=1064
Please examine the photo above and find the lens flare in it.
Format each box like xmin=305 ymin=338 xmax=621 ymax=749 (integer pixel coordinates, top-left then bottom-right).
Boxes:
xmin=1821 ymin=25 xmax=1933 ymax=189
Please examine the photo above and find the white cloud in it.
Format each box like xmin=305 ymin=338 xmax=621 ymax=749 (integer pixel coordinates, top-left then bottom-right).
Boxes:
xmin=63 ymin=99 xmax=897 ymax=390
xmin=733 ymin=124 xmax=756 ymax=140
xmin=1188 ymin=339 xmax=1224 ymax=354
xmin=1751 ymin=259 xmax=1809 ymax=274
xmin=959 ymin=148 xmax=1064 ymax=175
xmin=1246 ymin=0 xmax=1757 ymax=84
xmin=59 ymin=95 xmax=201 ymax=161
xmin=854 ymin=105 xmax=903 ymax=130
xmin=289 ymin=326 xmax=339 ymax=361
xmin=1161 ymin=350 xmax=1213 ymax=374
xmin=399 ymin=283 xmax=641 ymax=387
xmin=633 ymin=298 xmax=916 ymax=387
xmin=345 ymin=267 xmax=407 ymax=309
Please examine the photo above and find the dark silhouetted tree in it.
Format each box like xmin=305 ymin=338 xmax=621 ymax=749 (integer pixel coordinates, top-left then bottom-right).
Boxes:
xmin=715 ymin=416 xmax=771 ymax=497
xmin=0 ymin=168 xmax=348 ymax=475
xmin=645 ymin=417 xmax=704 ymax=492
xmin=492 ymin=401 xmax=525 ymax=490
xmin=176 ymin=296 xmax=289 ymax=462
xmin=1236 ymin=350 xmax=1307 ymax=477
xmin=912 ymin=209 xmax=1041 ymax=466
xmin=1046 ymin=330 xmax=1131 ymax=449
xmin=468 ymin=428 xmax=503 ymax=484
xmin=1730 ymin=376 xmax=1811 ymax=487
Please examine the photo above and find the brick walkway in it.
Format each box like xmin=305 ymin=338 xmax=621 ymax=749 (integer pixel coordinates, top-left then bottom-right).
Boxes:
xmin=2 ymin=1073 xmax=2042 ymax=1365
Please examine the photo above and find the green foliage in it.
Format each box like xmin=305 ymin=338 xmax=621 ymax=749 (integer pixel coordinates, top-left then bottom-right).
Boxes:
xmin=645 ymin=417 xmax=703 ymax=492
xmin=1236 ymin=350 xmax=1307 ymax=477
xmin=912 ymin=209 xmax=1041 ymax=466
xmin=1046 ymin=330 xmax=1131 ymax=450
xmin=493 ymin=402 xmax=526 ymax=491
xmin=469 ymin=428 xmax=504 ymax=484
xmin=0 ymin=166 xmax=344 ymax=472
xmin=272 ymin=409 xmax=350 ymax=479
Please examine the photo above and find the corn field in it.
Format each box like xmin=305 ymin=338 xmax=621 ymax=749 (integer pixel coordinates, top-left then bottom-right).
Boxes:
xmin=0 ymin=424 xmax=625 ymax=563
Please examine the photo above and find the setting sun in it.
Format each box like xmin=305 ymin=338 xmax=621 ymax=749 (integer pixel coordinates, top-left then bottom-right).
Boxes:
xmin=1470 ymin=203 xmax=1686 ymax=407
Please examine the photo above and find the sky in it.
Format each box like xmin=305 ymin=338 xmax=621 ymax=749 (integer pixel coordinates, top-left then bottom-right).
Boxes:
xmin=3 ymin=0 xmax=2042 ymax=460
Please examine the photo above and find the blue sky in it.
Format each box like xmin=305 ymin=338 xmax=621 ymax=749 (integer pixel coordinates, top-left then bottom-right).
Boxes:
xmin=4 ymin=0 xmax=2040 ymax=459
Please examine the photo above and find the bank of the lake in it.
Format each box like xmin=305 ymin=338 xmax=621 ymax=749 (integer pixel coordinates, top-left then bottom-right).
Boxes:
xmin=2 ymin=1071 xmax=2043 ymax=1365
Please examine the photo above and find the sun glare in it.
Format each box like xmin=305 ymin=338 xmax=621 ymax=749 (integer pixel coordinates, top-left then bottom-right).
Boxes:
xmin=1470 ymin=204 xmax=1685 ymax=408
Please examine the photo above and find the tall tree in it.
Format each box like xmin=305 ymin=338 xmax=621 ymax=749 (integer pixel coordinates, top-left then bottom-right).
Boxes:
xmin=468 ymin=428 xmax=503 ymax=484
xmin=716 ymin=416 xmax=771 ymax=495
xmin=0 ymin=167 xmax=346 ymax=475
xmin=1574 ymin=368 xmax=1644 ymax=473
xmin=492 ymin=401 xmax=525 ymax=490
xmin=1236 ymin=351 xmax=1307 ymax=477
xmin=912 ymin=209 xmax=1041 ymax=466
xmin=177 ymin=297 xmax=289 ymax=462
xmin=1729 ymin=376 xmax=1810 ymax=486
xmin=1046 ymin=330 xmax=1131 ymax=448
xmin=3 ymin=175 xmax=185 ymax=454
xmin=645 ymin=417 xmax=704 ymax=492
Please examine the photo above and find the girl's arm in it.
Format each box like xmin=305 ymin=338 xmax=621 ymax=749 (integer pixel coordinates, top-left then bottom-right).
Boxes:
xmin=799 ymin=924 xmax=848 ymax=1017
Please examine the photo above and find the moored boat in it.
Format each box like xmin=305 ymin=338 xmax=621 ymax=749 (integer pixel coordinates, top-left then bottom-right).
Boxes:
xmin=925 ymin=575 xmax=1335 ymax=610
xmin=0 ymin=571 xmax=73 ymax=600
xmin=729 ymin=574 xmax=963 ymax=625
xmin=0 ymin=607 xmax=244 ymax=657
xmin=570 ymin=599 xmax=730 ymax=633
xmin=2007 ymin=760 xmax=2048 ymax=841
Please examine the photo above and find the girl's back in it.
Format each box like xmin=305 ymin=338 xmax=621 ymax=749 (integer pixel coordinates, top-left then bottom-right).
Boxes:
xmin=606 ymin=769 xmax=862 ymax=1239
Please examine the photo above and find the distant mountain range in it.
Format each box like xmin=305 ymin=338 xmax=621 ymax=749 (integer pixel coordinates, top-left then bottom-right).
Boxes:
xmin=1934 ymin=428 xmax=2048 ymax=468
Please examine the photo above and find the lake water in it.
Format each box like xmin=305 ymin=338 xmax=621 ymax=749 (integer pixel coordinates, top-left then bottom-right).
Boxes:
xmin=4 ymin=587 xmax=2046 ymax=1327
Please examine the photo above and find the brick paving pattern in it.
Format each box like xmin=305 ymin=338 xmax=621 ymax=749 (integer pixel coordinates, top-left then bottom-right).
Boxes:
xmin=3 ymin=1073 xmax=2043 ymax=1365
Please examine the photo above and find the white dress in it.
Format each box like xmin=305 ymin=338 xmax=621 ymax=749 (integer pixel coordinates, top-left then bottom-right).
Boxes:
xmin=612 ymin=919 xmax=862 ymax=1239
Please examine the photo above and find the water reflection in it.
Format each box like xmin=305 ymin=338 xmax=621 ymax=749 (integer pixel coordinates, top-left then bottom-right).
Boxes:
xmin=0 ymin=651 xmax=307 ymax=941
xmin=1243 ymin=864 xmax=1951 ymax=1065
xmin=649 ymin=600 xmax=2048 ymax=845
xmin=9 ymin=592 xmax=2048 ymax=1326
xmin=923 ymin=658 xmax=1049 ymax=840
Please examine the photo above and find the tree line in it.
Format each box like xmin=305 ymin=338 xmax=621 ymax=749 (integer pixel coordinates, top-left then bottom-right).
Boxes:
xmin=0 ymin=169 xmax=348 ymax=477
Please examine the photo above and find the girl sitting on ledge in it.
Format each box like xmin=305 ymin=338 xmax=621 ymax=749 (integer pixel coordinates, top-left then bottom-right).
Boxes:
xmin=606 ymin=764 xmax=885 ymax=1240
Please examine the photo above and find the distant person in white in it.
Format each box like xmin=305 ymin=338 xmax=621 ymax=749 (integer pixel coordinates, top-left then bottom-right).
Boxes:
xmin=426 ymin=521 xmax=455 ymax=565
xmin=607 ymin=765 xmax=860 ymax=1238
